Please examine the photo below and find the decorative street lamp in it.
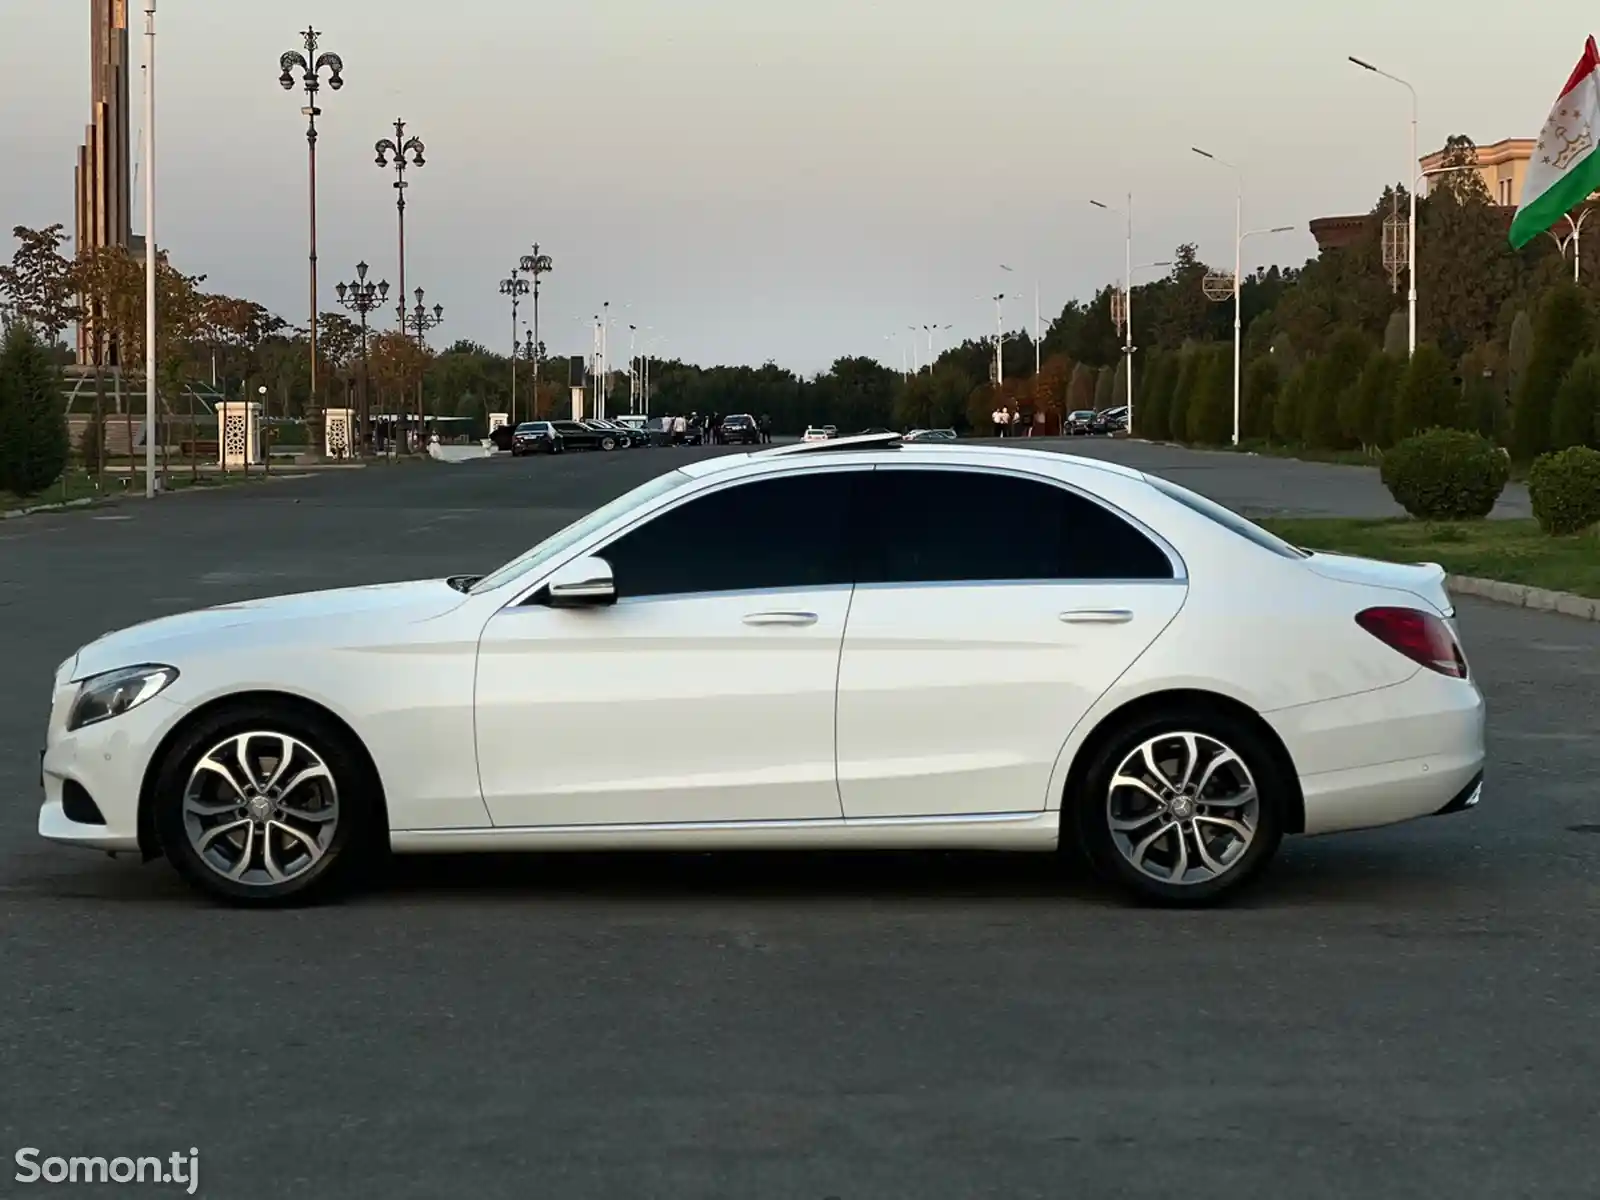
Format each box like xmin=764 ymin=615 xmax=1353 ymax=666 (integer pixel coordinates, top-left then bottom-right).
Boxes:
xmin=522 ymin=327 xmax=538 ymax=418
xmin=278 ymin=26 xmax=344 ymax=427
xmin=401 ymin=287 xmax=443 ymax=452
xmin=335 ymin=261 xmax=388 ymax=456
xmin=519 ymin=245 xmax=553 ymax=416
xmin=375 ymin=119 xmax=426 ymax=331
xmin=499 ymin=269 xmax=530 ymax=424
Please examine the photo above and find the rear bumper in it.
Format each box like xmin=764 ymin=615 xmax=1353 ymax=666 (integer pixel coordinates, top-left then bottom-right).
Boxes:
xmin=1266 ymin=669 xmax=1486 ymax=836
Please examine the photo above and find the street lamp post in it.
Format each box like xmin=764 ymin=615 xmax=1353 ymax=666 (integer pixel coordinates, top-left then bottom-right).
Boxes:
xmin=518 ymin=245 xmax=553 ymax=416
xmin=335 ymin=262 xmax=389 ymax=457
xmin=521 ymin=328 xmax=538 ymax=416
xmin=1350 ymin=56 xmax=1418 ymax=357
xmin=920 ymin=323 xmax=951 ymax=373
xmin=1090 ymin=195 xmax=1138 ymax=428
xmin=142 ymin=0 xmax=157 ymax=498
xmin=374 ymin=120 xmax=425 ymax=332
xmin=498 ymin=269 xmax=529 ymax=424
xmin=1548 ymin=208 xmax=1593 ymax=282
xmin=278 ymin=27 xmax=344 ymax=432
xmin=992 ymin=293 xmax=1007 ymax=386
xmin=403 ymin=287 xmax=443 ymax=449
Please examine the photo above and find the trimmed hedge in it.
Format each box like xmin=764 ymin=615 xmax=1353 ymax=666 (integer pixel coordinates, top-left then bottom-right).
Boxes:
xmin=1379 ymin=428 xmax=1509 ymax=520
xmin=1528 ymin=445 xmax=1600 ymax=535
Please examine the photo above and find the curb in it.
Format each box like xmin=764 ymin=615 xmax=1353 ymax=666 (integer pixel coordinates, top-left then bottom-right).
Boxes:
xmin=1 ymin=472 xmax=315 ymax=520
xmin=1447 ymin=574 xmax=1600 ymax=622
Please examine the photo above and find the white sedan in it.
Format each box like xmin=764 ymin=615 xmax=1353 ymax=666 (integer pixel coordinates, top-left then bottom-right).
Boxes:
xmin=39 ymin=433 xmax=1486 ymax=907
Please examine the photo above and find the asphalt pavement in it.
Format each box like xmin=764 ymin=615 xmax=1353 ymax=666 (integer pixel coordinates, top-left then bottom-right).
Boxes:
xmin=0 ymin=444 xmax=1594 ymax=1200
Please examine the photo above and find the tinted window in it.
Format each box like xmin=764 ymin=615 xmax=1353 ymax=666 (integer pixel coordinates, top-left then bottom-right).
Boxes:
xmin=860 ymin=468 xmax=1173 ymax=584
xmin=600 ymin=471 xmax=860 ymax=598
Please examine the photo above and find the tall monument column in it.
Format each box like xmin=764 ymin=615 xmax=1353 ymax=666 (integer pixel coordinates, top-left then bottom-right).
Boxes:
xmin=75 ymin=0 xmax=133 ymax=366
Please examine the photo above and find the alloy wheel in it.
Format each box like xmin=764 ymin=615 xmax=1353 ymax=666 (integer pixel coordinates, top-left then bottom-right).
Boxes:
xmin=181 ymin=731 xmax=340 ymax=886
xmin=1105 ymin=732 xmax=1260 ymax=886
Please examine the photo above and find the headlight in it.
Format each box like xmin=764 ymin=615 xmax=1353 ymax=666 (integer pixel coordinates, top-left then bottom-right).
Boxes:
xmin=67 ymin=665 xmax=179 ymax=731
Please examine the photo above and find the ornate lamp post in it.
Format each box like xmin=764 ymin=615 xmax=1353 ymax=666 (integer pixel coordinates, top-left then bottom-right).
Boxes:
xmin=335 ymin=262 xmax=388 ymax=455
xmin=521 ymin=328 xmax=538 ymax=417
xmin=278 ymin=26 xmax=344 ymax=431
xmin=375 ymin=120 xmax=425 ymax=331
xmin=498 ymin=269 xmax=530 ymax=424
xmin=519 ymin=245 xmax=553 ymax=417
xmin=403 ymin=287 xmax=443 ymax=449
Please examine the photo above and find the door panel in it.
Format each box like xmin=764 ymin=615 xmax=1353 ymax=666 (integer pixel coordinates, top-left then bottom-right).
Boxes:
xmin=835 ymin=582 xmax=1184 ymax=818
xmin=835 ymin=464 xmax=1186 ymax=819
xmin=475 ymin=589 xmax=851 ymax=827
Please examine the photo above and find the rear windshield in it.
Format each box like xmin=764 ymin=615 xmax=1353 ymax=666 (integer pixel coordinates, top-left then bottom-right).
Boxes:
xmin=1147 ymin=476 xmax=1308 ymax=560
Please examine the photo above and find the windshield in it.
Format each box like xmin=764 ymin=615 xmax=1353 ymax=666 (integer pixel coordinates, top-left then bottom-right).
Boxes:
xmin=1147 ymin=475 xmax=1308 ymax=560
xmin=469 ymin=470 xmax=694 ymax=594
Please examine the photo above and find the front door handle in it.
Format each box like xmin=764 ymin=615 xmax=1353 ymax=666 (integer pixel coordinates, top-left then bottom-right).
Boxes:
xmin=1059 ymin=609 xmax=1134 ymax=625
xmin=743 ymin=611 xmax=819 ymax=627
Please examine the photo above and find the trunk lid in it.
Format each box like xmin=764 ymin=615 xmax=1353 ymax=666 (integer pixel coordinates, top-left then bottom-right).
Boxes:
xmin=1303 ymin=552 xmax=1454 ymax=617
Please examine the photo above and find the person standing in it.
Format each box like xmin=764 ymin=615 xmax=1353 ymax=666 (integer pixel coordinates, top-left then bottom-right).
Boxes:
xmin=759 ymin=413 xmax=772 ymax=444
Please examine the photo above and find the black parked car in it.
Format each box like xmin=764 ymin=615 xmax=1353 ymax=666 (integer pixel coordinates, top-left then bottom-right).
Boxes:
xmin=552 ymin=420 xmax=618 ymax=451
xmin=720 ymin=413 xmax=761 ymax=445
xmin=511 ymin=421 xmax=562 ymax=455
xmin=489 ymin=423 xmax=517 ymax=451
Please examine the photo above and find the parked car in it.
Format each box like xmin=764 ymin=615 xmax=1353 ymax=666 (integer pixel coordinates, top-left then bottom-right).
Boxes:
xmin=903 ymin=428 xmax=957 ymax=442
xmin=40 ymin=431 xmax=1485 ymax=908
xmin=802 ymin=426 xmax=832 ymax=442
xmin=612 ymin=415 xmax=657 ymax=446
xmin=1066 ymin=410 xmax=1102 ymax=436
xmin=720 ymin=414 xmax=761 ymax=445
xmin=547 ymin=420 xmax=610 ymax=451
xmin=1098 ymin=406 xmax=1129 ymax=434
xmin=489 ymin=423 xmax=517 ymax=452
xmin=511 ymin=421 xmax=562 ymax=456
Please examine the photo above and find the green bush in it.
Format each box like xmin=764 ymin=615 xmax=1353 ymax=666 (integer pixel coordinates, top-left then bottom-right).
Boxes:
xmin=1380 ymin=428 xmax=1510 ymax=520
xmin=1551 ymin=350 xmax=1600 ymax=451
xmin=1527 ymin=445 xmax=1600 ymax=535
xmin=0 ymin=323 xmax=69 ymax=496
xmin=1274 ymin=361 xmax=1311 ymax=443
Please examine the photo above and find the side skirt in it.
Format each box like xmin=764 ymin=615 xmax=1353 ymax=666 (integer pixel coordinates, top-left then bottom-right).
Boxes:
xmin=389 ymin=810 xmax=1061 ymax=855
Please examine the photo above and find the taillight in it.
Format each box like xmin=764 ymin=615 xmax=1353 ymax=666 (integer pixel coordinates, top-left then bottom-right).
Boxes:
xmin=1356 ymin=606 xmax=1468 ymax=678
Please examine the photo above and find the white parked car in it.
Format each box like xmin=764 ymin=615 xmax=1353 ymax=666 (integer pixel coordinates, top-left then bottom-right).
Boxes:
xmin=802 ymin=426 xmax=831 ymax=442
xmin=39 ymin=433 xmax=1485 ymax=907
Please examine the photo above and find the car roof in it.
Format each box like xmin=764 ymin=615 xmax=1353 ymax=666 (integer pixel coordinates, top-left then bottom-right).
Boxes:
xmin=676 ymin=441 xmax=1150 ymax=484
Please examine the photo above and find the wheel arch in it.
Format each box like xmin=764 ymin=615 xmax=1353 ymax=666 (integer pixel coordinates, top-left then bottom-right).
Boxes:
xmin=1058 ymin=688 xmax=1305 ymax=839
xmin=136 ymin=690 xmax=390 ymax=861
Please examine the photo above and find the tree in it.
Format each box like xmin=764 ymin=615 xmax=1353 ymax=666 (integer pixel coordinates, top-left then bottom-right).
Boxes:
xmin=1506 ymin=309 xmax=1534 ymax=403
xmin=1351 ymin=351 xmax=1403 ymax=450
xmin=1242 ymin=355 xmax=1280 ymax=442
xmin=1170 ymin=348 xmax=1202 ymax=440
xmin=1186 ymin=346 xmax=1232 ymax=444
xmin=0 ymin=323 xmax=69 ymax=495
xmin=1094 ymin=364 xmax=1116 ymax=410
xmin=1552 ymin=351 xmax=1600 ymax=450
xmin=1066 ymin=362 xmax=1096 ymax=412
xmin=1392 ymin=343 xmax=1457 ymax=441
xmin=1458 ymin=343 xmax=1507 ymax=441
xmin=1275 ymin=361 xmax=1313 ymax=443
xmin=1514 ymin=282 xmax=1591 ymax=459
xmin=1110 ymin=357 xmax=1128 ymax=411
xmin=0 ymin=225 xmax=77 ymax=345
xmin=1139 ymin=353 xmax=1176 ymax=441
xmin=1306 ymin=326 xmax=1373 ymax=449
xmin=1383 ymin=312 xmax=1408 ymax=357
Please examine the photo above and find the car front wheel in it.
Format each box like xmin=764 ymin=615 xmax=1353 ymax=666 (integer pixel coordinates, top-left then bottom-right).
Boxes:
xmin=152 ymin=704 xmax=381 ymax=907
xmin=1070 ymin=707 xmax=1286 ymax=906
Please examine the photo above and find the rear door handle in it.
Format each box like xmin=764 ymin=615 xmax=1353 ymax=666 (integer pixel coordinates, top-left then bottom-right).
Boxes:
xmin=743 ymin=611 xmax=819 ymax=627
xmin=1059 ymin=609 xmax=1134 ymax=625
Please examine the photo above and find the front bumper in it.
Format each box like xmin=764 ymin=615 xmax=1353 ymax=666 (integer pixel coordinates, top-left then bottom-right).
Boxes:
xmin=38 ymin=676 xmax=182 ymax=855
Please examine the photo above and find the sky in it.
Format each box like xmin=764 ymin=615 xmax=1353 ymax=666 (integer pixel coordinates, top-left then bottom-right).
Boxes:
xmin=0 ymin=0 xmax=1595 ymax=373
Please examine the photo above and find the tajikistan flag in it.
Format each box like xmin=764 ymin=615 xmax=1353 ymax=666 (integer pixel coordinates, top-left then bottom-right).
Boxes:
xmin=1511 ymin=36 xmax=1600 ymax=248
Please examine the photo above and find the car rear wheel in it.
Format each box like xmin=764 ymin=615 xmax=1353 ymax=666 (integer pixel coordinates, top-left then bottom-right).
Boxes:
xmin=600 ymin=436 xmax=617 ymax=451
xmin=152 ymin=705 xmax=381 ymax=907
xmin=1070 ymin=707 xmax=1286 ymax=906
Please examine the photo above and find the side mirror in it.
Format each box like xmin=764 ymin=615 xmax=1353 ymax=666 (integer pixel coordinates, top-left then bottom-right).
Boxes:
xmin=545 ymin=555 xmax=616 ymax=608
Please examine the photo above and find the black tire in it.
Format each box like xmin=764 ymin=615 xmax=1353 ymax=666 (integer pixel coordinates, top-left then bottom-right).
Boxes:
xmin=600 ymin=436 xmax=617 ymax=451
xmin=151 ymin=702 xmax=383 ymax=907
xmin=1069 ymin=705 xmax=1286 ymax=907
